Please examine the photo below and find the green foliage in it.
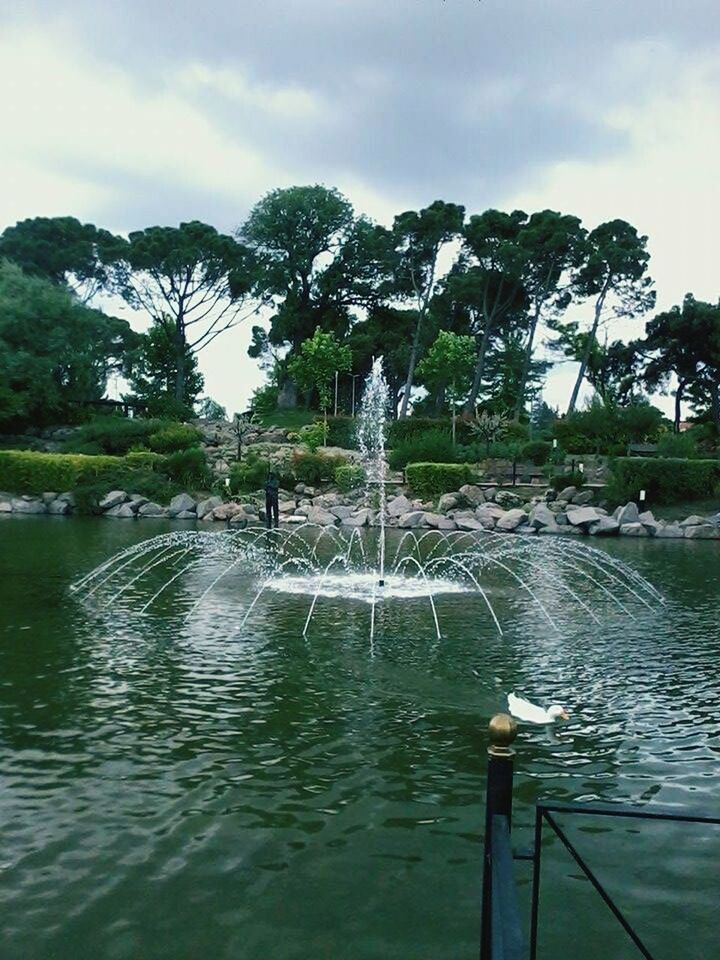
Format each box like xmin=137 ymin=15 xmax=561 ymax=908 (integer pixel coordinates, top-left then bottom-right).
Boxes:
xmin=549 ymin=470 xmax=586 ymax=492
xmin=124 ymin=319 xmax=204 ymax=417
xmin=162 ymin=448 xmax=211 ymax=487
xmin=288 ymin=328 xmax=352 ymax=413
xmin=228 ymin=456 xmax=272 ymax=494
xmin=197 ymin=397 xmax=227 ymax=420
xmin=607 ymin=457 xmax=720 ymax=505
xmin=249 ymin=383 xmax=279 ymax=415
xmin=0 ymin=450 xmax=125 ymax=494
xmin=415 ymin=330 xmax=476 ymax=408
xmin=301 ymin=421 xmax=328 ymax=453
xmin=335 ymin=463 xmax=365 ymax=492
xmin=388 ymin=430 xmax=457 ymax=470
xmin=655 ymin=432 xmax=699 ymax=459
xmin=147 ymin=423 xmax=202 ymax=454
xmin=386 ymin=417 xmax=475 ymax=445
xmin=552 ymin=401 xmax=664 ymax=454
xmin=405 ymin=462 xmax=472 ymax=498
xmin=325 ymin=416 xmax=356 ymax=449
xmin=291 ymin=451 xmax=345 ymax=485
xmin=520 ymin=440 xmax=552 ymax=465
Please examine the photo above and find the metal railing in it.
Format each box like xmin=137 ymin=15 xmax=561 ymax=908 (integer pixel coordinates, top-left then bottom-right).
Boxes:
xmin=479 ymin=714 xmax=720 ymax=960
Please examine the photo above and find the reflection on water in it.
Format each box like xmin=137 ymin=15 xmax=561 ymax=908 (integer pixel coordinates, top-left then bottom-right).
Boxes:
xmin=0 ymin=518 xmax=718 ymax=959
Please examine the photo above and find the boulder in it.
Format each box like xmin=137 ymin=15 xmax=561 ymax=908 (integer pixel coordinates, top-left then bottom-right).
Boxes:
xmin=495 ymin=490 xmax=523 ymax=509
xmin=128 ymin=494 xmax=148 ymax=507
xmin=684 ymin=524 xmax=720 ymax=539
xmin=56 ymin=492 xmax=75 ymax=505
xmin=42 ymin=492 xmax=59 ymax=504
xmin=571 ymin=489 xmax=594 ymax=505
xmin=212 ymin=501 xmax=244 ymax=521
xmin=455 ymin=517 xmax=486 ymax=532
xmin=104 ymin=503 xmax=137 ymax=519
xmin=423 ymin=512 xmax=457 ymax=530
xmin=138 ymin=502 xmax=167 ymax=518
xmin=306 ymin=506 xmax=339 ymax=526
xmin=588 ymin=517 xmax=620 ymax=536
xmin=11 ymin=498 xmax=46 ymax=514
xmin=283 ymin=515 xmax=307 ymax=524
xmin=566 ymin=506 xmax=602 ymax=528
xmin=437 ymin=493 xmax=459 ymax=513
xmin=459 ymin=484 xmax=485 ymax=506
xmin=484 ymin=486 xmax=497 ymax=502
xmin=616 ymin=502 xmax=640 ymax=526
xmin=557 ymin=485 xmax=577 ymax=501
xmin=47 ymin=499 xmax=71 ymax=516
xmin=679 ymin=515 xmax=706 ymax=528
xmin=341 ymin=509 xmax=372 ymax=527
xmin=476 ymin=503 xmax=505 ymax=521
xmin=0 ymin=501 xmax=12 ymax=513
xmin=620 ymin=522 xmax=649 ymax=537
xmin=528 ymin=503 xmax=556 ymax=530
xmin=330 ymin=505 xmax=355 ymax=520
xmin=228 ymin=511 xmax=250 ymax=527
xmin=168 ymin=493 xmax=196 ymax=517
xmin=654 ymin=523 xmax=684 ymax=539
xmin=174 ymin=510 xmax=197 ymax=520
xmin=398 ymin=510 xmax=426 ymax=529
xmin=495 ymin=509 xmax=528 ymax=532
xmin=99 ymin=490 xmax=128 ymax=511
xmin=240 ymin=503 xmax=257 ymax=515
xmin=197 ymin=496 xmax=223 ymax=519
xmin=313 ymin=492 xmax=343 ymax=508
xmin=536 ymin=521 xmax=565 ymax=535
xmin=387 ymin=494 xmax=413 ymax=518
xmin=543 ymin=488 xmax=557 ymax=503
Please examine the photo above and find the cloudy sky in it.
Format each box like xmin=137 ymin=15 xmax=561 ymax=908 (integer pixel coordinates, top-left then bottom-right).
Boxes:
xmin=3 ymin=0 xmax=719 ymax=415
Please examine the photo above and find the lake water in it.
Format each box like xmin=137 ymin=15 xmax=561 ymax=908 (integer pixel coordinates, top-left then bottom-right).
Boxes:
xmin=1 ymin=517 xmax=718 ymax=959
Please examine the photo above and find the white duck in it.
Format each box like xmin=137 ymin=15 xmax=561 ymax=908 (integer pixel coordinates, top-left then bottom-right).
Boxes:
xmin=508 ymin=693 xmax=569 ymax=725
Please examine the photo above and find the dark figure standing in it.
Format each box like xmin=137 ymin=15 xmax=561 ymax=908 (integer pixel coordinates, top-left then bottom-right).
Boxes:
xmin=264 ymin=471 xmax=279 ymax=529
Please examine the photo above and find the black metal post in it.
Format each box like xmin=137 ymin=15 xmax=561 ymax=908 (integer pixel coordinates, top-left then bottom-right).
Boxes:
xmin=480 ymin=713 xmax=518 ymax=960
xmin=529 ymin=806 xmax=543 ymax=960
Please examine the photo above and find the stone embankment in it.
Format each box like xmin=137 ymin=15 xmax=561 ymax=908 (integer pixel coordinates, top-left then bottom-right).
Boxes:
xmin=2 ymin=484 xmax=719 ymax=539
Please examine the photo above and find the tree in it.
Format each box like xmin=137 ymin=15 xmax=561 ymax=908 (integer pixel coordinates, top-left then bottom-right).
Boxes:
xmin=287 ymin=328 xmax=352 ymax=440
xmin=197 ymin=397 xmax=227 ymax=420
xmin=124 ymin=319 xmax=204 ymax=418
xmin=469 ymin=410 xmax=509 ymax=457
xmin=460 ymin=210 xmax=529 ymax=412
xmin=393 ymin=200 xmax=465 ymax=417
xmin=0 ymin=216 xmax=121 ymax=303
xmin=416 ymin=330 xmax=476 ymax=444
xmin=110 ymin=221 xmax=258 ymax=403
xmin=0 ymin=261 xmax=132 ymax=428
xmin=481 ymin=328 xmax=551 ymax=414
xmin=642 ymin=294 xmax=720 ymax=432
xmin=232 ymin=412 xmax=259 ymax=461
xmin=347 ymin=306 xmax=419 ymax=414
xmin=513 ymin=210 xmax=585 ymax=419
xmin=563 ymin=219 xmax=655 ymax=414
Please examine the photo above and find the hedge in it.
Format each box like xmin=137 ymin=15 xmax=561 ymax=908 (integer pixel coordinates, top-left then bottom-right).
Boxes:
xmin=405 ymin=462 xmax=472 ymax=498
xmin=335 ymin=463 xmax=365 ymax=492
xmin=607 ymin=457 xmax=720 ymax=505
xmin=0 ymin=450 xmax=134 ymax=494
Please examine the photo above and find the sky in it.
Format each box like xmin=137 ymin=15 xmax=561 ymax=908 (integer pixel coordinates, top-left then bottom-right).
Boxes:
xmin=2 ymin=0 xmax=719 ymax=416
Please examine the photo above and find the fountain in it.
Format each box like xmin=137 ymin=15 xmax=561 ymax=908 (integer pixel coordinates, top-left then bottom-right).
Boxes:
xmin=71 ymin=360 xmax=663 ymax=640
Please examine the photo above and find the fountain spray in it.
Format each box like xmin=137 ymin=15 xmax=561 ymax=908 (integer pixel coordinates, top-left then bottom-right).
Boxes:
xmin=356 ymin=358 xmax=391 ymax=587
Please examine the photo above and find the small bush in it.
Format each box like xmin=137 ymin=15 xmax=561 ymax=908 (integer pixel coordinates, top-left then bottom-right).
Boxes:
xmin=405 ymin=462 xmax=472 ymax=498
xmin=250 ymin=383 xmax=279 ymax=415
xmin=229 ymin=457 xmax=272 ymax=494
xmin=67 ymin=417 xmax=161 ymax=455
xmin=325 ymin=416 xmax=357 ymax=449
xmin=549 ymin=470 xmax=585 ymax=492
xmin=656 ymin=432 xmax=699 ymax=459
xmin=161 ymin=447 xmax=211 ymax=487
xmin=301 ymin=421 xmax=328 ymax=453
xmin=388 ymin=430 xmax=457 ymax=470
xmin=520 ymin=440 xmax=552 ymax=466
xmin=292 ymin=451 xmax=345 ymax=485
xmin=148 ymin=423 xmax=202 ymax=453
xmin=607 ymin=457 xmax=720 ymax=505
xmin=335 ymin=463 xmax=365 ymax=492
xmin=387 ymin=417 xmax=475 ymax=446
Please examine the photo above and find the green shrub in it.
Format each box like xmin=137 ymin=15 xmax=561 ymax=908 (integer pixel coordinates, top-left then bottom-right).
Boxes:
xmin=72 ymin=472 xmax=181 ymax=514
xmin=161 ymin=447 xmax=211 ymax=487
xmin=292 ymin=451 xmax=345 ymax=485
xmin=656 ymin=432 xmax=699 ymax=459
xmin=325 ymin=416 xmax=357 ymax=449
xmin=549 ymin=470 xmax=585 ymax=492
xmin=249 ymin=383 xmax=279 ymax=415
xmin=0 ymin=449 xmax=129 ymax=493
xmin=229 ymin=456 xmax=272 ymax=494
xmin=405 ymin=462 xmax=472 ymax=498
xmin=521 ymin=440 xmax=552 ymax=465
xmin=301 ymin=421 xmax=328 ymax=453
xmin=335 ymin=463 xmax=365 ymax=492
xmin=606 ymin=457 xmax=720 ymax=505
xmin=147 ymin=423 xmax=202 ymax=453
xmin=388 ymin=430 xmax=457 ymax=470
xmin=387 ymin=417 xmax=475 ymax=446
xmin=67 ymin=417 xmax=161 ymax=455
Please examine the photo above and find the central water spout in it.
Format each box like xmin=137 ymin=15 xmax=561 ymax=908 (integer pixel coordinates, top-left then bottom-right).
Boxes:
xmin=356 ymin=358 xmax=391 ymax=587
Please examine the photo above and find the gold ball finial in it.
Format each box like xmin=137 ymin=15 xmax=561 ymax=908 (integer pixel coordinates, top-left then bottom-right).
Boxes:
xmin=488 ymin=713 xmax=518 ymax=757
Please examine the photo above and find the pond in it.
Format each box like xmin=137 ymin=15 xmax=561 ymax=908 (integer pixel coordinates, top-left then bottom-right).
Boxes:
xmin=1 ymin=517 xmax=718 ymax=959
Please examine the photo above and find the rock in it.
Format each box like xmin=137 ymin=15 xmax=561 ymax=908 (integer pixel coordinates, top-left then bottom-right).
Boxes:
xmin=341 ymin=508 xmax=372 ymax=527
xmin=620 ymin=522 xmax=649 ymax=537
xmin=47 ymin=499 xmax=71 ymax=515
xmin=283 ymin=515 xmax=307 ymax=524
xmin=99 ymin=490 xmax=128 ymax=511
xmin=616 ymin=502 xmax=640 ymax=526
xmin=459 ymin=484 xmax=485 ymax=506
xmin=654 ymin=523 xmax=685 ymax=538
xmin=638 ymin=510 xmax=655 ymax=523
xmin=571 ymin=489 xmax=594 ymax=505
xmin=306 ymin=506 xmax=339 ymax=526
xmin=495 ymin=509 xmax=528 ymax=532
xmin=138 ymin=502 xmax=167 ymax=518
xmin=543 ymin=488 xmax=557 ymax=503
xmin=313 ymin=492 xmax=343 ymax=508
xmin=56 ymin=492 xmax=75 ymax=505
xmin=104 ymin=503 xmax=137 ymax=519
xmin=0 ymin=501 xmax=12 ymax=513
xmin=197 ymin=496 xmax=223 ymax=519
xmin=679 ymin=515 xmax=706 ymax=528
xmin=128 ymin=494 xmax=148 ymax=506
xmin=228 ymin=511 xmax=249 ymax=527
xmin=330 ymin=505 xmax=355 ymax=520
xmin=588 ymin=517 xmax=620 ymax=536
xmin=642 ymin=519 xmax=664 ymax=536
xmin=168 ymin=493 xmax=196 ymax=517
xmin=536 ymin=521 xmax=565 ymax=535
xmin=240 ymin=503 xmax=257 ymax=515
xmin=398 ymin=510 xmax=426 ymax=529
xmin=42 ymin=492 xmax=58 ymax=504
xmin=566 ymin=506 xmax=602 ymax=528
xmin=495 ymin=490 xmax=523 ymax=509
xmin=557 ymin=486 xmax=577 ymax=501
xmin=387 ymin=494 xmax=412 ymax=518
xmin=423 ymin=512 xmax=457 ymax=530
xmin=11 ymin=498 xmax=46 ymax=514
xmin=484 ymin=486 xmax=497 ymax=502
xmin=555 ymin=512 xmax=569 ymax=525
xmin=455 ymin=517 xmax=485 ymax=532
xmin=174 ymin=510 xmax=197 ymax=520
xmin=547 ymin=501 xmax=565 ymax=514
xmin=212 ymin=502 xmax=245 ymax=521
xmin=278 ymin=500 xmax=296 ymax=514
xmin=437 ymin=493 xmax=459 ymax=513
xmin=684 ymin=524 xmax=720 ymax=539
xmin=528 ymin=503 xmax=556 ymax=530
xmin=476 ymin=504 xmax=505 ymax=521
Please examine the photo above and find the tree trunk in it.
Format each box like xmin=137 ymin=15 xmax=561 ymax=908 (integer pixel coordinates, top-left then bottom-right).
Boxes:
xmin=277 ymin=379 xmax=297 ymax=409
xmin=674 ymin=381 xmax=685 ymax=433
xmin=513 ymin=308 xmax=540 ymax=421
xmin=399 ymin=310 xmax=424 ymax=419
xmin=709 ymin=378 xmax=720 ymax=434
xmin=567 ymin=298 xmax=604 ymax=415
xmin=174 ymin=336 xmax=186 ymax=403
xmin=463 ymin=324 xmax=491 ymax=415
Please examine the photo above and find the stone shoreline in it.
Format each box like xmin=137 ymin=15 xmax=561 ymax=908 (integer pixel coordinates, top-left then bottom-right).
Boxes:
xmin=2 ymin=484 xmax=719 ymax=540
